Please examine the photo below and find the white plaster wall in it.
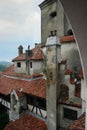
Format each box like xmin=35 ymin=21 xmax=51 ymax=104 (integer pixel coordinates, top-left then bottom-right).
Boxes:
xmin=14 ymin=61 xmax=26 ymax=74
xmin=81 ymin=79 xmax=87 ymax=101
xmin=81 ymin=79 xmax=87 ymax=113
xmin=60 ymin=64 xmax=82 ymax=103
xmin=64 ymin=14 xmax=72 ymax=35
xmin=61 ymin=42 xmax=81 ymax=70
xmin=30 ymin=61 xmax=44 ymax=75
xmin=59 ymin=104 xmax=82 ymax=128
xmin=41 ymin=1 xmax=57 ymax=44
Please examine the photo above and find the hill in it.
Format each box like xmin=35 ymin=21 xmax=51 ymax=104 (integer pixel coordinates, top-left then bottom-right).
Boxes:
xmin=0 ymin=61 xmax=12 ymax=72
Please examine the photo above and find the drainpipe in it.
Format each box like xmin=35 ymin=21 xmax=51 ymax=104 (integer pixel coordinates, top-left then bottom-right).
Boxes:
xmin=25 ymin=45 xmax=32 ymax=75
xmin=46 ymin=30 xmax=61 ymax=130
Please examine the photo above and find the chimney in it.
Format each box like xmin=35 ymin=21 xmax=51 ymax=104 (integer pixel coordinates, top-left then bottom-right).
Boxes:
xmin=25 ymin=45 xmax=32 ymax=75
xmin=35 ymin=43 xmax=39 ymax=48
xmin=18 ymin=45 xmax=23 ymax=55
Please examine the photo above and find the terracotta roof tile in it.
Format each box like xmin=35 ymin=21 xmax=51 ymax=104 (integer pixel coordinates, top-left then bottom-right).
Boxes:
xmin=4 ymin=113 xmax=47 ymax=130
xmin=64 ymin=69 xmax=73 ymax=75
xmin=12 ymin=46 xmax=43 ymax=61
xmin=59 ymin=84 xmax=82 ymax=108
xmin=2 ymin=65 xmax=43 ymax=79
xmin=70 ymin=78 xmax=76 ymax=84
xmin=0 ymin=75 xmax=46 ymax=99
xmin=59 ymin=84 xmax=69 ymax=103
xmin=68 ymin=113 xmax=85 ymax=130
xmin=30 ymin=47 xmax=43 ymax=60
xmin=60 ymin=35 xmax=75 ymax=43
xmin=78 ymin=68 xmax=84 ymax=78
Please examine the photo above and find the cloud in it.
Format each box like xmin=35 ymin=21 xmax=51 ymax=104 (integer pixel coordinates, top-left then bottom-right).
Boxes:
xmin=0 ymin=19 xmax=18 ymax=33
xmin=23 ymin=11 xmax=40 ymax=35
xmin=0 ymin=0 xmax=44 ymax=61
xmin=11 ymin=0 xmax=27 ymax=4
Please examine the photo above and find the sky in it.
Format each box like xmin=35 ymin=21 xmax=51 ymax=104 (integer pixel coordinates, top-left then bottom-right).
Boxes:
xmin=0 ymin=0 xmax=44 ymax=62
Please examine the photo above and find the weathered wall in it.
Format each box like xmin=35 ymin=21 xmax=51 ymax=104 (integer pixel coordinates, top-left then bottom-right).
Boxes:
xmin=61 ymin=42 xmax=81 ymax=70
xmin=60 ymin=64 xmax=82 ymax=103
xmin=30 ymin=61 xmax=44 ymax=75
xmin=41 ymin=1 xmax=57 ymax=44
xmin=14 ymin=61 xmax=26 ymax=74
xmin=64 ymin=14 xmax=72 ymax=35
xmin=59 ymin=0 xmax=87 ymax=128
xmin=40 ymin=0 xmax=72 ymax=44
xmin=59 ymin=104 xmax=82 ymax=128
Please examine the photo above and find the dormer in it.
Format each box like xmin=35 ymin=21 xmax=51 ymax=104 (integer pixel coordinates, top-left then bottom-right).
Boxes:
xmin=12 ymin=44 xmax=44 ymax=75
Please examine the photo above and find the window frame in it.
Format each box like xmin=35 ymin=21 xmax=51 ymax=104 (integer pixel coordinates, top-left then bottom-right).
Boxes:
xmin=17 ymin=62 xmax=21 ymax=68
xmin=63 ymin=108 xmax=77 ymax=120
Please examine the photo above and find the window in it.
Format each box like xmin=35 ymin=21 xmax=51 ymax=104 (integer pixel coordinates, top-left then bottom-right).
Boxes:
xmin=63 ymin=108 xmax=77 ymax=120
xmin=17 ymin=62 xmax=21 ymax=68
xmin=30 ymin=62 xmax=32 ymax=68
xmin=50 ymin=11 xmax=57 ymax=18
xmin=67 ymin=29 xmax=73 ymax=35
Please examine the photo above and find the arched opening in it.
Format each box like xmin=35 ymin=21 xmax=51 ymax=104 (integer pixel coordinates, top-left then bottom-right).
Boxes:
xmin=60 ymin=0 xmax=87 ymax=129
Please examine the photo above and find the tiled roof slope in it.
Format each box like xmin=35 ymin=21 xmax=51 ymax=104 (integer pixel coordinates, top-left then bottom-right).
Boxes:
xmin=0 ymin=75 xmax=46 ymax=99
xmin=59 ymin=84 xmax=82 ymax=108
xmin=12 ymin=46 xmax=43 ymax=61
xmin=4 ymin=113 xmax=47 ymax=130
xmin=60 ymin=35 xmax=75 ymax=43
xmin=2 ymin=65 xmax=43 ymax=79
xmin=68 ymin=113 xmax=85 ymax=130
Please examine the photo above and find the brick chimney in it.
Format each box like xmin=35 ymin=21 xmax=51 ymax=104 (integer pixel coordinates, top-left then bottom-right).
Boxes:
xmin=18 ymin=45 xmax=23 ymax=55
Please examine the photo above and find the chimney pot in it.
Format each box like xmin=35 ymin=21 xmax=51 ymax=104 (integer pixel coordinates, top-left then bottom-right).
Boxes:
xmin=28 ymin=45 xmax=30 ymax=50
xmin=35 ymin=43 xmax=39 ymax=47
xmin=18 ymin=45 xmax=23 ymax=55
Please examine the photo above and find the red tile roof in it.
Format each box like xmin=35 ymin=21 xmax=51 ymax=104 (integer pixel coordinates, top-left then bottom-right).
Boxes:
xmin=12 ymin=46 xmax=43 ymax=61
xmin=2 ymin=65 xmax=43 ymax=79
xmin=64 ymin=69 xmax=73 ymax=75
xmin=59 ymin=84 xmax=82 ymax=108
xmin=78 ymin=68 xmax=84 ymax=78
xmin=68 ymin=113 xmax=85 ymax=130
xmin=0 ymin=75 xmax=46 ymax=99
xmin=60 ymin=35 xmax=75 ymax=43
xmin=4 ymin=113 xmax=47 ymax=130
xmin=70 ymin=78 xmax=76 ymax=84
